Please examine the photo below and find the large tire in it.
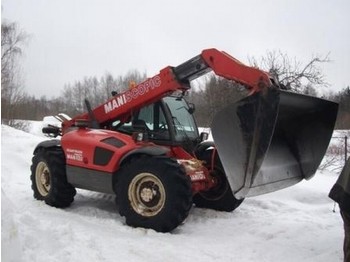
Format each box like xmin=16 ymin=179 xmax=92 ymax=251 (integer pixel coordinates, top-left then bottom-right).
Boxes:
xmin=31 ymin=148 xmax=76 ymax=208
xmin=115 ymin=155 xmax=192 ymax=232
xmin=193 ymin=149 xmax=243 ymax=212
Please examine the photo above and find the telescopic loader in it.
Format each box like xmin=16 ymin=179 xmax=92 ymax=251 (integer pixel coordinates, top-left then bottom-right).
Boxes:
xmin=31 ymin=48 xmax=338 ymax=232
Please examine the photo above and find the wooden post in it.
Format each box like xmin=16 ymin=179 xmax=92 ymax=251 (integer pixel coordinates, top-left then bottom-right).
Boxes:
xmin=345 ymin=136 xmax=348 ymax=164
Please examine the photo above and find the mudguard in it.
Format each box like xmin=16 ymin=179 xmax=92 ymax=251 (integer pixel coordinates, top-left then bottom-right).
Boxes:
xmin=33 ymin=139 xmax=61 ymax=153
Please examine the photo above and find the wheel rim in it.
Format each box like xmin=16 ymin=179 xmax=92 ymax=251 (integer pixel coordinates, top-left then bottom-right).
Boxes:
xmin=128 ymin=173 xmax=166 ymax=217
xmin=35 ymin=161 xmax=51 ymax=197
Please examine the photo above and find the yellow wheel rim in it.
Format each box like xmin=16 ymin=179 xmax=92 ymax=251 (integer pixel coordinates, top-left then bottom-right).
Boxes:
xmin=128 ymin=173 xmax=166 ymax=217
xmin=35 ymin=161 xmax=51 ymax=196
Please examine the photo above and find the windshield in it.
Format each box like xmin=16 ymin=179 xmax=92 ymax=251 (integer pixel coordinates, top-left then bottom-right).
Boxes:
xmin=163 ymin=96 xmax=199 ymax=141
xmin=111 ymin=96 xmax=199 ymax=143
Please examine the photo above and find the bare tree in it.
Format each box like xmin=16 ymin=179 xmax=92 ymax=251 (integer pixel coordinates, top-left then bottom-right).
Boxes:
xmin=327 ymin=86 xmax=350 ymax=129
xmin=100 ymin=72 xmax=119 ymax=100
xmin=57 ymin=70 xmax=147 ymax=117
xmin=1 ymin=21 xmax=29 ymax=126
xmin=118 ymin=70 xmax=147 ymax=91
xmin=188 ymin=75 xmax=247 ymax=127
xmin=248 ymin=50 xmax=330 ymax=94
xmin=319 ymin=130 xmax=350 ymax=173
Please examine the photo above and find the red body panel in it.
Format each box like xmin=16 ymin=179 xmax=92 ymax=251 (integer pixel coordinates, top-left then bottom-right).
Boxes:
xmin=61 ymin=128 xmax=139 ymax=173
xmin=61 ymin=127 xmax=213 ymax=193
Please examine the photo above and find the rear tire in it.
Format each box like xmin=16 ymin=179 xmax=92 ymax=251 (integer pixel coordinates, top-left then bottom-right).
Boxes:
xmin=115 ymin=155 xmax=192 ymax=232
xmin=31 ymin=148 xmax=76 ymax=208
xmin=194 ymin=149 xmax=243 ymax=212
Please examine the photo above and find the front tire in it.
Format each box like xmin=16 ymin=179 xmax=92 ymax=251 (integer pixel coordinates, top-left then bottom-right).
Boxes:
xmin=31 ymin=148 xmax=76 ymax=208
xmin=194 ymin=148 xmax=243 ymax=212
xmin=115 ymin=155 xmax=192 ymax=232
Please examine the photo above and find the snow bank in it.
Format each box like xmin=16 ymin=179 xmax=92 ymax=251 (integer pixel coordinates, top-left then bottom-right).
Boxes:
xmin=1 ymin=189 xmax=23 ymax=262
xmin=1 ymin=124 xmax=345 ymax=262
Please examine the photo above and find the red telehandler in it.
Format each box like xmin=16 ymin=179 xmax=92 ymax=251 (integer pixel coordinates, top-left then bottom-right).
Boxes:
xmin=31 ymin=48 xmax=338 ymax=232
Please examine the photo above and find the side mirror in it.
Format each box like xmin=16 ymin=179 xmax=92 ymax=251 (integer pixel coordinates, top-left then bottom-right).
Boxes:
xmin=188 ymin=103 xmax=195 ymax=114
xmin=200 ymin=132 xmax=209 ymax=141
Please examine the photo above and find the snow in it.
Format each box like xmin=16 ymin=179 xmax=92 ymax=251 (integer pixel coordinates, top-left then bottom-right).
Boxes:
xmin=1 ymin=122 xmax=345 ymax=262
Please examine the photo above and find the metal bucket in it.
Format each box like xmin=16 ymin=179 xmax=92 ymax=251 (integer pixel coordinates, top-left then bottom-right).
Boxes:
xmin=211 ymin=89 xmax=338 ymax=199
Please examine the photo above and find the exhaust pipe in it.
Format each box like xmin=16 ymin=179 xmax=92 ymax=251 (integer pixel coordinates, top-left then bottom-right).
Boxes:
xmin=211 ymin=89 xmax=338 ymax=199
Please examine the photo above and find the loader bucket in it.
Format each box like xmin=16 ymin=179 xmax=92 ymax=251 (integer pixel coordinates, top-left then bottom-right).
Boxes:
xmin=211 ymin=89 xmax=338 ymax=199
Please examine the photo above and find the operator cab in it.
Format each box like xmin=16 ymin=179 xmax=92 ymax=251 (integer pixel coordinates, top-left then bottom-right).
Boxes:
xmin=112 ymin=95 xmax=201 ymax=152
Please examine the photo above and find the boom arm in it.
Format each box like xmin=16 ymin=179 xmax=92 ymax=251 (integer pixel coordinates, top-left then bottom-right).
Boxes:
xmin=174 ymin=48 xmax=273 ymax=93
xmin=62 ymin=48 xmax=274 ymax=133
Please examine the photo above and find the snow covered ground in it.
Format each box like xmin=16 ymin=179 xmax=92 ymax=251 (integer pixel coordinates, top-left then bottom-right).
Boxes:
xmin=1 ymin=121 xmax=346 ymax=262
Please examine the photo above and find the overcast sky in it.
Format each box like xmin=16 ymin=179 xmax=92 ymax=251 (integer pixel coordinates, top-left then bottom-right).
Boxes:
xmin=2 ymin=0 xmax=350 ymax=98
